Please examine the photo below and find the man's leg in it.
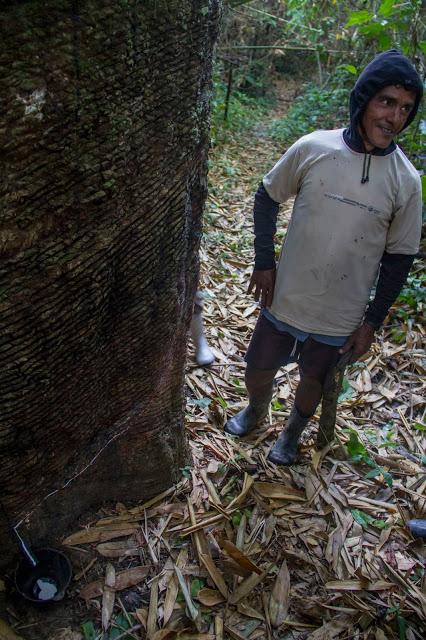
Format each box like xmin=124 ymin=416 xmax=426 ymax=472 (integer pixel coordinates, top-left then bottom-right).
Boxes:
xmin=268 ymin=338 xmax=339 ymax=465
xmin=224 ymin=314 xmax=300 ymax=437
xmin=224 ymin=364 xmax=278 ymax=436
xmin=190 ymin=291 xmax=215 ymax=367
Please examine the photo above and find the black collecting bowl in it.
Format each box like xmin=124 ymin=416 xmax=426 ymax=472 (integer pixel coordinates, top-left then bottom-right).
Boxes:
xmin=15 ymin=548 xmax=72 ymax=603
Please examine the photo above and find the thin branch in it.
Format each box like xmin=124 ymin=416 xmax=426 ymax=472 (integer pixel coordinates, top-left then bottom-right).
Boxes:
xmin=220 ymin=44 xmax=341 ymax=53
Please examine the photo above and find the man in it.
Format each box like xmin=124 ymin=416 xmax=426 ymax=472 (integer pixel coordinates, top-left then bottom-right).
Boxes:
xmin=224 ymin=50 xmax=423 ymax=466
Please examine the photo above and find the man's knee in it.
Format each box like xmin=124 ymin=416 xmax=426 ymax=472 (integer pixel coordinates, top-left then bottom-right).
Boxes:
xmin=295 ymin=375 xmax=323 ymax=417
xmin=245 ymin=364 xmax=276 ymax=389
xmin=299 ymin=341 xmax=339 ymax=385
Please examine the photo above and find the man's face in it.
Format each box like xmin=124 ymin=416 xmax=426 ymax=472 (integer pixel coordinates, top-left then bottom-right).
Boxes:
xmin=360 ymin=85 xmax=416 ymax=151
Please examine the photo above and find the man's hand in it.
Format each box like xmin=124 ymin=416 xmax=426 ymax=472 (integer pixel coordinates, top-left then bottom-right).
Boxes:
xmin=339 ymin=322 xmax=376 ymax=364
xmin=248 ymin=268 xmax=276 ymax=308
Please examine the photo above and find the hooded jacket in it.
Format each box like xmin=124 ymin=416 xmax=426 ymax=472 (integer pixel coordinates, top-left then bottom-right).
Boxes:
xmin=343 ymin=49 xmax=423 ymax=161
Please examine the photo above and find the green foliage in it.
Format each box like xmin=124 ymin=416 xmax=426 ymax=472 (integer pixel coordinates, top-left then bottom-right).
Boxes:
xmin=351 ymin=508 xmax=389 ymax=529
xmin=392 ymin=272 xmax=425 ymax=323
xmin=190 ymin=578 xmax=205 ymax=597
xmin=269 ymin=69 xmax=353 ymax=146
xmin=215 ymin=395 xmax=228 ymax=409
xmin=191 ymin=397 xmax=211 ymax=408
xmin=338 ymin=376 xmax=355 ymax=403
xmin=345 ymin=429 xmax=393 ymax=487
xmin=82 ymin=622 xmax=96 ymax=640
xmin=108 ymin=613 xmax=136 ymax=639
xmin=365 ymin=423 xmax=398 ymax=449
xmin=232 ymin=510 xmax=243 ymax=526
xmin=346 ymin=429 xmax=368 ymax=460
xmin=211 ymin=66 xmax=272 ymax=147
xmin=413 ymin=421 xmax=426 ymax=433
xmin=387 ymin=606 xmax=408 ymax=640
xmin=345 ymin=0 xmax=424 ymax=57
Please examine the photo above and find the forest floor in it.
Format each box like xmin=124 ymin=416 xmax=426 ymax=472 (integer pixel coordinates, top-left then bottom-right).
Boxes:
xmin=3 ymin=81 xmax=426 ymax=640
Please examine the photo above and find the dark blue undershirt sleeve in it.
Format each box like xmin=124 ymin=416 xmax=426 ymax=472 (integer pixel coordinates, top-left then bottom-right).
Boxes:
xmin=364 ymin=252 xmax=415 ymax=328
xmin=253 ymin=182 xmax=280 ymax=270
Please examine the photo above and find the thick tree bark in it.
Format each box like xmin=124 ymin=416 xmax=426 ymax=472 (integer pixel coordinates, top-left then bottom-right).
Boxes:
xmin=0 ymin=0 xmax=221 ymax=564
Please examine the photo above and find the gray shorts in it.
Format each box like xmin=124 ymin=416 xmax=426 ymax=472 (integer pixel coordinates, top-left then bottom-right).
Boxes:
xmin=245 ymin=313 xmax=341 ymax=383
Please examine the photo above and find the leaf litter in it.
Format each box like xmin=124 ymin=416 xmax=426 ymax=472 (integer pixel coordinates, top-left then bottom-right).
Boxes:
xmin=5 ymin=87 xmax=426 ymax=640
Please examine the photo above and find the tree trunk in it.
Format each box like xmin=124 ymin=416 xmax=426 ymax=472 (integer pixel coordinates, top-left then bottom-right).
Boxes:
xmin=0 ymin=0 xmax=221 ymax=565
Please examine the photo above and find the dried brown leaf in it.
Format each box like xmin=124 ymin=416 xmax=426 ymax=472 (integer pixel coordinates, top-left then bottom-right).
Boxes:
xmin=79 ymin=565 xmax=150 ymax=600
xmin=147 ymin=575 xmax=159 ymax=639
xmin=96 ymin=538 xmax=140 ymax=558
xmin=254 ymin=482 xmax=305 ymax=501
xmin=236 ymin=603 xmax=265 ymax=621
xmin=63 ymin=524 xmax=137 ymax=545
xmin=102 ymin=563 xmax=115 ymax=631
xmin=196 ymin=588 xmax=225 ymax=607
xmin=325 ymin=579 xmax=393 ymax=591
xmin=0 ymin=620 xmax=24 ymax=640
xmin=219 ymin=539 xmax=262 ymax=575
xmin=228 ymin=563 xmax=272 ymax=604
xmin=163 ymin=548 xmax=188 ymax=625
xmin=199 ymin=552 xmax=229 ymax=598
xmin=269 ymin=559 xmax=290 ymax=628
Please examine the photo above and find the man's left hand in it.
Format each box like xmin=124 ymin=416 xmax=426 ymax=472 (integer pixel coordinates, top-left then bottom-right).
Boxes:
xmin=339 ymin=322 xmax=376 ymax=364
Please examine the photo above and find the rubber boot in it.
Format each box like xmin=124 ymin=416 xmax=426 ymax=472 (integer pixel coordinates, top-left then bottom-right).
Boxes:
xmin=190 ymin=313 xmax=215 ymax=367
xmin=267 ymin=406 xmax=310 ymax=466
xmin=224 ymin=389 xmax=273 ymax=437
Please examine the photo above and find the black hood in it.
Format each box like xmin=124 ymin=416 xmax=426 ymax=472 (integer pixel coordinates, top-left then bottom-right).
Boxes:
xmin=344 ymin=49 xmax=423 ymax=157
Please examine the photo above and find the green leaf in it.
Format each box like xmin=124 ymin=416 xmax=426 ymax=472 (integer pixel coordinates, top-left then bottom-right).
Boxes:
xmin=352 ymin=510 xmax=388 ymax=530
xmin=190 ymin=578 xmax=204 ymax=598
xmin=216 ymin=396 xmax=228 ymax=409
xmin=359 ymin=22 xmax=387 ymax=37
xmin=378 ymin=0 xmax=397 ymax=17
xmin=346 ymin=10 xmax=374 ymax=27
xmin=338 ymin=377 xmax=354 ymax=403
xmin=372 ymin=518 xmax=390 ymax=530
xmin=109 ymin=613 xmax=133 ymax=639
xmin=174 ymin=566 xmax=200 ymax=622
xmin=346 ymin=430 xmax=368 ymax=460
xmin=421 ymin=175 xmax=426 ymax=205
xmin=383 ymin=471 xmax=393 ymax=487
xmin=82 ymin=622 xmax=97 ymax=640
xmin=365 ymin=468 xmax=381 ymax=479
xmin=419 ymin=41 xmax=426 ymax=55
xmin=377 ymin=32 xmax=392 ymax=50
xmin=337 ymin=64 xmax=358 ymax=75
xmin=351 ymin=509 xmax=374 ymax=528
xmin=180 ymin=465 xmax=192 ymax=479
xmin=193 ymin=397 xmax=211 ymax=408
xmin=397 ymin=613 xmax=407 ymax=640
xmin=232 ymin=511 xmax=242 ymax=527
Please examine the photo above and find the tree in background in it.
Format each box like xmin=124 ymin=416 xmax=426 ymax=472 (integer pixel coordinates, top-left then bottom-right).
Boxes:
xmin=216 ymin=1 xmax=424 ymax=170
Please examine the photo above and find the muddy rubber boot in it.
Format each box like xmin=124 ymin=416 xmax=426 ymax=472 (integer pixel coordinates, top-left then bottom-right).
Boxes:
xmin=267 ymin=406 xmax=310 ymax=466
xmin=224 ymin=392 xmax=272 ymax=437
xmin=190 ymin=313 xmax=215 ymax=367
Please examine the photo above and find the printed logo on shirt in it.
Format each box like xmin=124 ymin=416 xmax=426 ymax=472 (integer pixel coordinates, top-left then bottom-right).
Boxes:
xmin=324 ymin=192 xmax=384 ymax=216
